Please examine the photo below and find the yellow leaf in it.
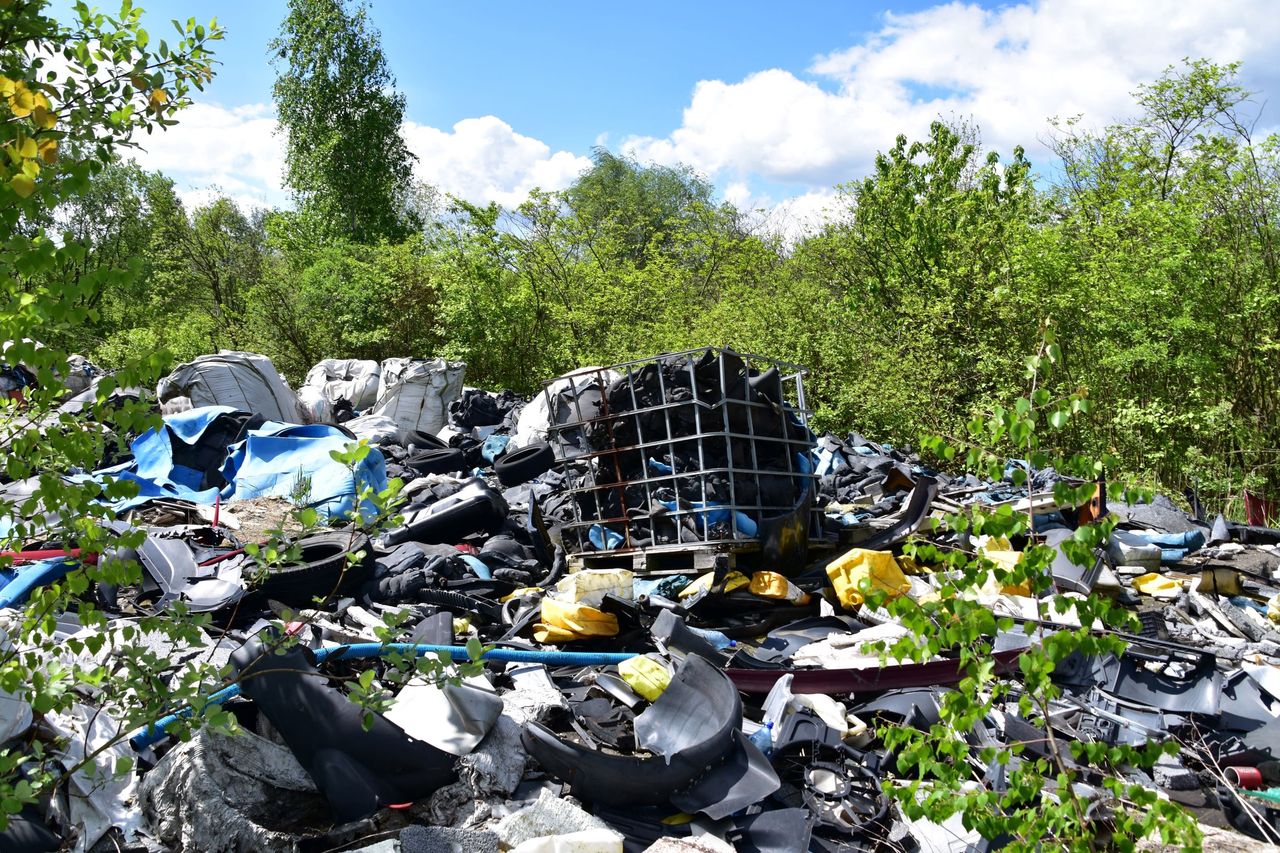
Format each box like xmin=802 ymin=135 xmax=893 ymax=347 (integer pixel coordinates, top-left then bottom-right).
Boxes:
xmin=0 ymin=77 xmax=14 ymax=98
xmin=16 ymin=136 xmax=35 ymax=160
xmin=9 ymin=88 xmax=34 ymax=117
xmin=21 ymin=159 xmax=39 ymax=178
xmin=9 ymin=174 xmax=33 ymax=197
xmin=32 ymin=92 xmax=50 ymax=110
xmin=148 ymin=88 xmax=169 ymax=108
xmin=38 ymin=139 xmax=56 ymax=165
xmin=32 ymin=106 xmax=55 ymax=130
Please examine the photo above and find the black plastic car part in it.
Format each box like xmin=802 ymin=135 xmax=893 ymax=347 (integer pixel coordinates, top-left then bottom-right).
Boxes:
xmin=522 ymin=654 xmax=740 ymax=807
xmin=230 ymin=634 xmax=456 ymax=823
xmin=376 ymin=479 xmax=509 ymax=548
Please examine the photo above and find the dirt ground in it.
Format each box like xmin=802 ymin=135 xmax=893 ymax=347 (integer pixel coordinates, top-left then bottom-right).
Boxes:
xmin=220 ymin=496 xmax=305 ymax=544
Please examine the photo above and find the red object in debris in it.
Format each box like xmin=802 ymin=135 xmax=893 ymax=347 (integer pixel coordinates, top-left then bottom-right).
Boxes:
xmin=1245 ymin=492 xmax=1279 ymax=527
xmin=387 ymin=802 xmax=414 ymax=810
xmin=212 ymin=494 xmax=221 ymax=528
xmin=198 ymin=548 xmax=245 ymax=567
xmin=455 ymin=544 xmax=479 ymax=555
xmin=0 ymin=548 xmax=87 ymax=564
xmin=1228 ymin=766 xmax=1264 ymax=789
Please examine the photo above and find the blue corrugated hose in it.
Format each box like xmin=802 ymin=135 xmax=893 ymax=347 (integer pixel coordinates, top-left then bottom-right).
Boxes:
xmin=130 ymin=643 xmax=638 ymax=750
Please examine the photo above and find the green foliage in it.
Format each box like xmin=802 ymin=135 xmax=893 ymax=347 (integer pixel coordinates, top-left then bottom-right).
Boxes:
xmin=246 ymin=233 xmax=443 ymax=380
xmin=872 ymin=327 xmax=1200 ymax=850
xmin=0 ymin=0 xmax=222 ymax=829
xmin=270 ymin=0 xmax=418 ymax=243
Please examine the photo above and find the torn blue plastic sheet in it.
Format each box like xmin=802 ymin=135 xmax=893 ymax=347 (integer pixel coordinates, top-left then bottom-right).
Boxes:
xmin=481 ymin=434 xmax=510 ymax=465
xmin=0 ymin=558 xmax=77 ymax=608
xmin=458 ymin=554 xmax=492 ymax=580
xmin=812 ymin=446 xmax=847 ymax=477
xmin=88 ymin=408 xmax=388 ymax=522
xmin=589 ymin=524 xmax=624 ymax=551
xmin=219 ymin=421 xmax=388 ymax=521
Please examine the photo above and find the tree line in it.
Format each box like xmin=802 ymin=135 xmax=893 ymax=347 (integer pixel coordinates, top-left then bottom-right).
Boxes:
xmin=44 ymin=0 xmax=1280 ymax=514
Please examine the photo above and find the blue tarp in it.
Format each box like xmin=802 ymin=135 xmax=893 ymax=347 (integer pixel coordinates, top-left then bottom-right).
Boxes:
xmin=0 ymin=558 xmax=77 ymax=608
xmin=94 ymin=407 xmax=388 ymax=522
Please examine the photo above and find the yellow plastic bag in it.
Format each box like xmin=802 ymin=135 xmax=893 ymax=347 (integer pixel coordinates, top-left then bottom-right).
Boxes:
xmin=982 ymin=549 xmax=1031 ymax=597
xmin=1133 ymin=573 xmax=1182 ymax=600
xmin=749 ymin=571 xmax=811 ymax=605
xmin=555 ymin=568 xmax=634 ymax=607
xmin=619 ymin=655 xmax=672 ymax=701
xmin=533 ymin=596 xmax=619 ymax=643
xmin=825 ymin=549 xmax=909 ymax=609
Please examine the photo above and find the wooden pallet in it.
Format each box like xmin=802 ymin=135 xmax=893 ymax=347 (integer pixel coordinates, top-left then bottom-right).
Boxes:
xmin=568 ymin=539 xmax=836 ymax=576
xmin=568 ymin=542 xmax=756 ymax=576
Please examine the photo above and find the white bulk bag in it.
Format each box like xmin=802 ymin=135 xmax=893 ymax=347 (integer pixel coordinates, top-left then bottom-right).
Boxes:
xmin=156 ymin=351 xmax=301 ymax=423
xmin=372 ymin=358 xmax=465 ymax=443
xmin=302 ymin=358 xmax=381 ymax=411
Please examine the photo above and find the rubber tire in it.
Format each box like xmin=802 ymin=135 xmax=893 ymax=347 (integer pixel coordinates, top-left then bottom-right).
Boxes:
xmin=495 ymin=441 xmax=556 ymax=487
xmin=406 ymin=431 xmax=449 ymax=451
xmin=405 ymin=447 xmax=465 ymax=475
xmin=254 ymin=531 xmax=372 ymax=607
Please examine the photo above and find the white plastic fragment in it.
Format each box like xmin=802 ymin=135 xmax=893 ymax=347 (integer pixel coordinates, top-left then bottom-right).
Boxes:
xmin=384 ymin=674 xmax=503 ymax=756
xmin=46 ymin=704 xmax=144 ymax=852
xmin=510 ymin=828 xmax=625 ymax=853
xmin=495 ymin=789 xmax=617 ymax=849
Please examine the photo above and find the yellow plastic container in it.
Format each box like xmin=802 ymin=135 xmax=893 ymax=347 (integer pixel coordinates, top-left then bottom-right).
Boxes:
xmin=678 ymin=570 xmax=749 ymax=599
xmin=825 ymin=548 xmax=910 ymax=609
xmin=1133 ymin=573 xmax=1182 ymax=600
xmin=749 ymin=571 xmax=811 ymax=605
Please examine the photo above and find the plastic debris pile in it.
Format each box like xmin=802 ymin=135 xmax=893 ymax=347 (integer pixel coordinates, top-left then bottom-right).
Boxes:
xmin=4 ymin=348 xmax=1280 ymax=851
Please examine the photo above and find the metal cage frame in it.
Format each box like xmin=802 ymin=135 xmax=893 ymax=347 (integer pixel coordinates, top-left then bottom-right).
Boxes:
xmin=543 ymin=348 xmax=820 ymax=556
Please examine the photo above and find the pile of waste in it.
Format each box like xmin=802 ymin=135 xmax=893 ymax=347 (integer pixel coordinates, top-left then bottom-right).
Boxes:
xmin=4 ymin=348 xmax=1280 ymax=851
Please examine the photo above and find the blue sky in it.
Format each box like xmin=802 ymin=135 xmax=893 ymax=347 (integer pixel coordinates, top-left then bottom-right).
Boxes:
xmin=88 ymin=0 xmax=1280 ymax=231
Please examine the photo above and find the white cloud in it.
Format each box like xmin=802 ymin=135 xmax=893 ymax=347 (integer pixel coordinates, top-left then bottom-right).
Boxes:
xmin=130 ymin=102 xmax=286 ymax=209
xmin=726 ymin=184 xmax=841 ymax=245
xmin=403 ymin=116 xmax=591 ymax=207
xmin=624 ymin=0 xmax=1280 ymax=186
xmin=131 ymin=104 xmax=591 ymax=213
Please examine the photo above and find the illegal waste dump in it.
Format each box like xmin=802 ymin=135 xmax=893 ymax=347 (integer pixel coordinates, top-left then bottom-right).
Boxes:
xmin=7 ymin=346 xmax=1280 ymax=852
